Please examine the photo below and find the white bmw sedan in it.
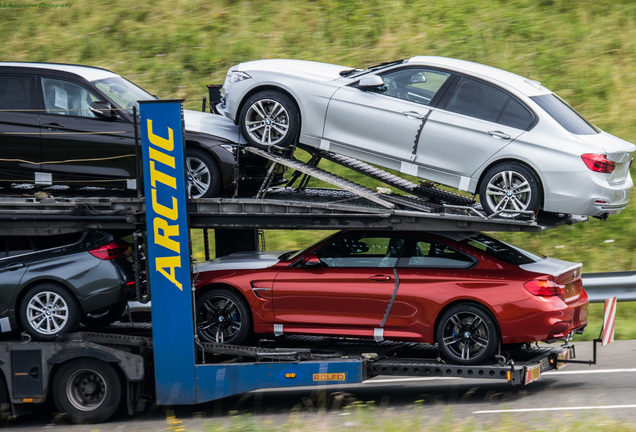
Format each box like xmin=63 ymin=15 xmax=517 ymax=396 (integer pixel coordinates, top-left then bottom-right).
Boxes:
xmin=217 ymin=56 xmax=635 ymax=218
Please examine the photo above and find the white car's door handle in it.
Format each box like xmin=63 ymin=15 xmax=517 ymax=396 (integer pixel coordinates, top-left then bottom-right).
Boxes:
xmin=488 ymin=130 xmax=511 ymax=139
xmin=402 ymin=111 xmax=426 ymax=119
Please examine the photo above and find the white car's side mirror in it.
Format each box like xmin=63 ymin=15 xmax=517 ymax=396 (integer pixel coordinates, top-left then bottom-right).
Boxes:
xmin=358 ymin=75 xmax=385 ymax=89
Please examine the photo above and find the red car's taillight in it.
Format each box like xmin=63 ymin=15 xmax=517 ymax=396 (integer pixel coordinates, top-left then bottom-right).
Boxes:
xmin=581 ymin=154 xmax=616 ymax=174
xmin=89 ymin=242 xmax=131 ymax=260
xmin=524 ymin=279 xmax=565 ymax=299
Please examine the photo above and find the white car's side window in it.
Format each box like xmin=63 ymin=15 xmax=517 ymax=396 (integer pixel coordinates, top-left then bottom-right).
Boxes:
xmin=445 ymin=77 xmax=534 ymax=129
xmin=379 ymin=68 xmax=450 ymax=106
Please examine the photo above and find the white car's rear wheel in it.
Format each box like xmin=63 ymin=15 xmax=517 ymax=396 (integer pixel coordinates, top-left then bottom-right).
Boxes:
xmin=239 ymin=90 xmax=299 ymax=149
xmin=479 ymin=162 xmax=542 ymax=218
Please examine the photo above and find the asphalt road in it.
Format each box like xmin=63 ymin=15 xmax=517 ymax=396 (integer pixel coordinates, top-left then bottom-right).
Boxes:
xmin=5 ymin=340 xmax=636 ymax=431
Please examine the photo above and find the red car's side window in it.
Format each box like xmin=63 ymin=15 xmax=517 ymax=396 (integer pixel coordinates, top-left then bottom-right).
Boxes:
xmin=399 ymin=240 xmax=475 ymax=269
xmin=314 ymin=235 xmax=406 ymax=268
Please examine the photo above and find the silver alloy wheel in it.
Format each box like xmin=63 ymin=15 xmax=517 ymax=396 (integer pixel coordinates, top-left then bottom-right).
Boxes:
xmin=484 ymin=170 xmax=532 ymax=217
xmin=65 ymin=368 xmax=107 ymax=412
xmin=26 ymin=290 xmax=70 ymax=335
xmin=441 ymin=311 xmax=490 ymax=362
xmin=186 ymin=155 xmax=211 ymax=199
xmin=197 ymin=295 xmax=243 ymax=343
xmin=244 ymin=98 xmax=290 ymax=146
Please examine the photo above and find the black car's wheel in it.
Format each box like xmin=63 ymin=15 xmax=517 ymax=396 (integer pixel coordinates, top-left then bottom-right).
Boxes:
xmin=479 ymin=162 xmax=542 ymax=218
xmin=196 ymin=289 xmax=251 ymax=344
xmin=82 ymin=301 xmax=127 ymax=327
xmin=52 ymin=358 xmax=122 ymax=424
xmin=239 ymin=90 xmax=300 ymax=149
xmin=436 ymin=304 xmax=499 ymax=365
xmin=186 ymin=148 xmax=221 ymax=198
xmin=19 ymin=283 xmax=80 ymax=341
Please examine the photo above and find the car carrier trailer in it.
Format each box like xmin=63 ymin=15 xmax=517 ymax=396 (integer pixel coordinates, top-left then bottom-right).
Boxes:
xmin=0 ymin=100 xmax=610 ymax=424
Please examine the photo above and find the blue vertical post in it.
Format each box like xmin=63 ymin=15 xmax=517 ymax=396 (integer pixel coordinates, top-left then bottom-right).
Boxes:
xmin=139 ymin=100 xmax=197 ymax=404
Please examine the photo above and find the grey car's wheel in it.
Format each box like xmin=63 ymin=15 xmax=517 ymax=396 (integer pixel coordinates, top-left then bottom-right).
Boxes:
xmin=19 ymin=283 xmax=79 ymax=341
xmin=479 ymin=162 xmax=541 ymax=218
xmin=186 ymin=148 xmax=221 ymax=198
xmin=52 ymin=358 xmax=122 ymax=424
xmin=239 ymin=90 xmax=300 ymax=149
xmin=196 ymin=289 xmax=251 ymax=344
xmin=436 ymin=304 xmax=499 ymax=365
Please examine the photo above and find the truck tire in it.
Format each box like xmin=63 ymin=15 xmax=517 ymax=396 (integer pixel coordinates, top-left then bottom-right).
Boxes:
xmin=52 ymin=358 xmax=122 ymax=424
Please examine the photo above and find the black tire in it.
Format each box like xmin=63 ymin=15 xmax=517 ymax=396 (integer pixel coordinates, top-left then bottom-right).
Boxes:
xmin=19 ymin=283 xmax=80 ymax=341
xmin=478 ymin=162 xmax=542 ymax=218
xmin=239 ymin=90 xmax=300 ymax=149
xmin=436 ymin=304 xmax=499 ymax=365
xmin=186 ymin=148 xmax=221 ymax=198
xmin=82 ymin=301 xmax=127 ymax=327
xmin=52 ymin=358 xmax=122 ymax=424
xmin=196 ymin=289 xmax=252 ymax=344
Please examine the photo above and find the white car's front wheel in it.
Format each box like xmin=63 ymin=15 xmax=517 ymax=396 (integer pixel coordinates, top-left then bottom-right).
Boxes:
xmin=239 ymin=90 xmax=300 ymax=149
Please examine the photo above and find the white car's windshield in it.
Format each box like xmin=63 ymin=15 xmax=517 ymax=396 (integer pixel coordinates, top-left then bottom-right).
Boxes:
xmin=92 ymin=77 xmax=156 ymax=113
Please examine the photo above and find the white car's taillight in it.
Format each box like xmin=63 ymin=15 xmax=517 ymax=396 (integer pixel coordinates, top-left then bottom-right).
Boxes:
xmin=581 ymin=153 xmax=616 ymax=174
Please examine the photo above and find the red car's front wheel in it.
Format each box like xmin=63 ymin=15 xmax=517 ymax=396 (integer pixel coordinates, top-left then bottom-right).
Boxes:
xmin=196 ymin=289 xmax=252 ymax=344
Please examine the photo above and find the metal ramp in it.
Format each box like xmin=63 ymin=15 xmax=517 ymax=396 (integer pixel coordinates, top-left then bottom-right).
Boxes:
xmin=248 ymin=146 xmax=524 ymax=218
xmin=302 ymin=145 xmax=475 ymax=206
xmin=248 ymin=147 xmax=396 ymax=209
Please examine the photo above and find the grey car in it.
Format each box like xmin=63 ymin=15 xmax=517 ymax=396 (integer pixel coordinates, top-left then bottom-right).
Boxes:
xmin=0 ymin=231 xmax=134 ymax=341
xmin=217 ymin=56 xmax=635 ymax=218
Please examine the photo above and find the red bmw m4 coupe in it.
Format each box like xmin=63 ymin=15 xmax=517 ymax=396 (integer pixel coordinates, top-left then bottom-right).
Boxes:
xmin=194 ymin=230 xmax=588 ymax=365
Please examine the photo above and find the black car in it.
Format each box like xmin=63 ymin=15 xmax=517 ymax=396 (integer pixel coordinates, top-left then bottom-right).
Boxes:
xmin=0 ymin=231 xmax=134 ymax=341
xmin=0 ymin=62 xmax=269 ymax=197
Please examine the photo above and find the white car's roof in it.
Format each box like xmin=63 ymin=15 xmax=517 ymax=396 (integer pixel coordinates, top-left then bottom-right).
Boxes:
xmin=0 ymin=62 xmax=119 ymax=82
xmin=406 ymin=56 xmax=551 ymax=97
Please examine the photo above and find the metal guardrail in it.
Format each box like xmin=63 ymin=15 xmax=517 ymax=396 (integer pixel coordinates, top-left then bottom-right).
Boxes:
xmin=583 ymin=272 xmax=636 ymax=303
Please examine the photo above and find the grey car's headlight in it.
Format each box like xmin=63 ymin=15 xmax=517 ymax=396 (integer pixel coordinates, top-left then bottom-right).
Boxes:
xmin=227 ymin=70 xmax=252 ymax=84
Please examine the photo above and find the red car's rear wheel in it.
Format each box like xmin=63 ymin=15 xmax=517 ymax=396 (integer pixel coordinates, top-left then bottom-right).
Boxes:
xmin=436 ymin=304 xmax=499 ymax=365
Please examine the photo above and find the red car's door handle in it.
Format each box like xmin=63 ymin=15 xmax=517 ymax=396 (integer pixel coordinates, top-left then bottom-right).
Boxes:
xmin=369 ymin=275 xmax=392 ymax=282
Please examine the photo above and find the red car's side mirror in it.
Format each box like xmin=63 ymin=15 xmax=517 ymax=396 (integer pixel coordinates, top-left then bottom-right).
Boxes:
xmin=303 ymin=255 xmax=323 ymax=267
